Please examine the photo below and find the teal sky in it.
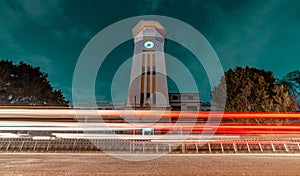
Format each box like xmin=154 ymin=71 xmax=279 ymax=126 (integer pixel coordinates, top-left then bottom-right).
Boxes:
xmin=0 ymin=0 xmax=299 ymax=103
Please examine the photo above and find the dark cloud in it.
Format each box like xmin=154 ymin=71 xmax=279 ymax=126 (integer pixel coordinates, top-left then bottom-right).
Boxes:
xmin=179 ymin=0 xmax=300 ymax=79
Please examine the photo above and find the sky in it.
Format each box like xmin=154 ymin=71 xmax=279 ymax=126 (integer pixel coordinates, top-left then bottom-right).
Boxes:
xmin=0 ymin=0 xmax=299 ymax=104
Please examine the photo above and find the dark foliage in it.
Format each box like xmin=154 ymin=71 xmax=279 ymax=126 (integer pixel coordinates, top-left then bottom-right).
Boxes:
xmin=211 ymin=66 xmax=297 ymax=123
xmin=278 ymin=70 xmax=300 ymax=110
xmin=0 ymin=60 xmax=69 ymax=106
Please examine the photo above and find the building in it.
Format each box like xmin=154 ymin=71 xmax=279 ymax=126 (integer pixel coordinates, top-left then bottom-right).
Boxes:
xmin=125 ymin=20 xmax=170 ymax=110
xmin=95 ymin=20 xmax=212 ymax=112
xmin=88 ymin=97 xmax=210 ymax=112
xmin=200 ymin=102 xmax=211 ymax=111
xmin=75 ymin=102 xmax=124 ymax=110
xmin=169 ymin=93 xmax=201 ymax=111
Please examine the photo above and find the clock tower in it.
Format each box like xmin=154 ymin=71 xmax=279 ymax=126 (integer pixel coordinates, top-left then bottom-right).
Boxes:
xmin=126 ymin=20 xmax=171 ymax=110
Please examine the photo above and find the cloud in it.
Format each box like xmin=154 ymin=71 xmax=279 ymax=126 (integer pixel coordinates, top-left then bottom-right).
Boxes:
xmin=0 ymin=0 xmax=92 ymax=52
xmin=207 ymin=0 xmax=300 ymax=76
xmin=0 ymin=0 xmax=65 ymax=53
xmin=51 ymin=27 xmax=92 ymax=41
xmin=13 ymin=0 xmax=64 ymax=24
xmin=0 ymin=1 xmax=98 ymax=106
xmin=24 ymin=55 xmax=52 ymax=74
xmin=0 ymin=1 xmax=23 ymax=52
xmin=138 ymin=0 xmax=162 ymax=14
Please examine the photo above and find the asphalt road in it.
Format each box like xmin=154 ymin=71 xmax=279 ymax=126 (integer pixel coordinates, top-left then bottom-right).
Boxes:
xmin=1 ymin=153 xmax=300 ymax=176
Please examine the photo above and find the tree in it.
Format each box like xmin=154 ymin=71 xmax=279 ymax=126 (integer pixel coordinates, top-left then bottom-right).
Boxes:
xmin=277 ymin=70 xmax=300 ymax=110
xmin=0 ymin=60 xmax=69 ymax=106
xmin=211 ymin=66 xmax=297 ymax=123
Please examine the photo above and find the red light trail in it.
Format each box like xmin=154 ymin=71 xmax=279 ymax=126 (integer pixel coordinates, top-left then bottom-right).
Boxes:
xmin=0 ymin=108 xmax=299 ymax=119
xmin=0 ymin=108 xmax=299 ymax=137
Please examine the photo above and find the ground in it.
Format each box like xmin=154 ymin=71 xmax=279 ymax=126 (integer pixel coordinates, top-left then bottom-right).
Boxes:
xmin=1 ymin=153 xmax=300 ymax=176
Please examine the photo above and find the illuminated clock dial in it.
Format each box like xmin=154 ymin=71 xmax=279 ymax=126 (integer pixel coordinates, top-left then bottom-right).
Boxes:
xmin=144 ymin=41 xmax=155 ymax=49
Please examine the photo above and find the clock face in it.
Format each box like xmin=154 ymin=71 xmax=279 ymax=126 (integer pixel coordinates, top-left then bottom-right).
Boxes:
xmin=144 ymin=40 xmax=155 ymax=49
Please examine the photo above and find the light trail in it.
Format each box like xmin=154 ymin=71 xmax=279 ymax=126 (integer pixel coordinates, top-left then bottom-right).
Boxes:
xmin=1 ymin=108 xmax=300 ymax=154
xmin=2 ymin=121 xmax=300 ymax=129
xmin=0 ymin=108 xmax=299 ymax=138
xmin=1 ymin=121 xmax=300 ymax=136
xmin=0 ymin=108 xmax=299 ymax=119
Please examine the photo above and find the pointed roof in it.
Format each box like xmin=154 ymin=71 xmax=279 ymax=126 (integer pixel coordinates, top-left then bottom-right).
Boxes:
xmin=132 ymin=20 xmax=166 ymax=37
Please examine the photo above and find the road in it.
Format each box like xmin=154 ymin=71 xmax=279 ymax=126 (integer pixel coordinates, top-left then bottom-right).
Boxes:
xmin=1 ymin=153 xmax=300 ymax=175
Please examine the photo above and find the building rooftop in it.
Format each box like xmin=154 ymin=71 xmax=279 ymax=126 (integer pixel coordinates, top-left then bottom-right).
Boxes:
xmin=132 ymin=20 xmax=166 ymax=37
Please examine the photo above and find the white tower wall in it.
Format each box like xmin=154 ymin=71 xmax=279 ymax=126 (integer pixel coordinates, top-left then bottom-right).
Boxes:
xmin=126 ymin=20 xmax=170 ymax=110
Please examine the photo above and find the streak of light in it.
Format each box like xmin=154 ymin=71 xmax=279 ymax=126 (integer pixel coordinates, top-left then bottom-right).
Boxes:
xmin=0 ymin=109 xmax=299 ymax=119
xmin=2 ymin=121 xmax=300 ymax=130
